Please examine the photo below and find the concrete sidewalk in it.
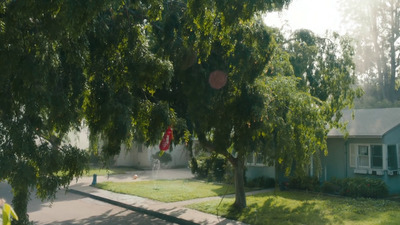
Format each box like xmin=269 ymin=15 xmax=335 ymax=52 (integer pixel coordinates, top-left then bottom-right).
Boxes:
xmin=68 ymin=168 xmax=266 ymax=225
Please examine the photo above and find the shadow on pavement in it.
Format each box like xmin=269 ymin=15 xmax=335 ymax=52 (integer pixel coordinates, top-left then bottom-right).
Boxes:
xmin=33 ymin=209 xmax=178 ymax=225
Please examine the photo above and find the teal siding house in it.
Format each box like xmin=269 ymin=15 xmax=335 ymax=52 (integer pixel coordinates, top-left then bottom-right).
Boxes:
xmin=246 ymin=108 xmax=400 ymax=194
xmin=324 ymin=108 xmax=400 ymax=194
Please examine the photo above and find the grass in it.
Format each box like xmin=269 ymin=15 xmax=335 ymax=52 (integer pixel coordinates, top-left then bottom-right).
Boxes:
xmin=188 ymin=191 xmax=400 ymax=225
xmin=83 ymin=166 xmax=132 ymax=176
xmin=96 ymin=179 xmax=243 ymax=202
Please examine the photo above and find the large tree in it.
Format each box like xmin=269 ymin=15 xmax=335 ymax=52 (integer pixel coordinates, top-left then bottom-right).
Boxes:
xmin=152 ymin=3 xmax=359 ymax=208
xmin=0 ymin=1 xmax=172 ymax=224
xmin=0 ymin=0 xmax=290 ymax=222
xmin=0 ymin=0 xmax=359 ymax=222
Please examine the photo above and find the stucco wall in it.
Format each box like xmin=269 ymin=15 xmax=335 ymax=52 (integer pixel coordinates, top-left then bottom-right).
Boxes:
xmin=113 ymin=143 xmax=190 ymax=169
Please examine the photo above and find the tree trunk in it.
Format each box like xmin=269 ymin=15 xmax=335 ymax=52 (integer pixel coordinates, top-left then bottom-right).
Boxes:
xmin=231 ymin=156 xmax=246 ymax=209
xmin=12 ymin=183 xmax=30 ymax=225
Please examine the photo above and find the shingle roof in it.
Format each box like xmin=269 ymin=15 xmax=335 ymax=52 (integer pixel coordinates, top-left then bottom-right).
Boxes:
xmin=328 ymin=108 xmax=400 ymax=138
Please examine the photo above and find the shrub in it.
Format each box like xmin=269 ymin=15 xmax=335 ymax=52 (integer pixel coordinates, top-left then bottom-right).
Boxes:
xmin=246 ymin=176 xmax=275 ymax=189
xmin=289 ymin=175 xmax=320 ymax=192
xmin=322 ymin=177 xmax=389 ymax=198
xmin=152 ymin=152 xmax=172 ymax=164
xmin=321 ymin=180 xmax=341 ymax=194
xmin=212 ymin=157 xmax=226 ymax=182
xmin=189 ymin=154 xmax=228 ymax=182
xmin=340 ymin=177 xmax=388 ymax=198
xmin=224 ymin=161 xmax=234 ymax=184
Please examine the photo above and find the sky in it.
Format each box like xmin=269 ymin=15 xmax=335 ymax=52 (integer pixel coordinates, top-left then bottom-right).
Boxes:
xmin=263 ymin=0 xmax=343 ymax=36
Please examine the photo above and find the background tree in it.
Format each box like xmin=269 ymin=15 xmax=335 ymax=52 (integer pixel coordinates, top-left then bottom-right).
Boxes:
xmin=339 ymin=0 xmax=400 ymax=106
xmin=264 ymin=28 xmax=361 ymax=179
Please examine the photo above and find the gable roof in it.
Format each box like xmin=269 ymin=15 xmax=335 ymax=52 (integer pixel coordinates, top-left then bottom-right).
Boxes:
xmin=328 ymin=108 xmax=400 ymax=138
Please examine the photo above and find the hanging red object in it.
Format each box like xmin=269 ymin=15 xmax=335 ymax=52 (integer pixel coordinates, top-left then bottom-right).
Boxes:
xmin=159 ymin=126 xmax=173 ymax=151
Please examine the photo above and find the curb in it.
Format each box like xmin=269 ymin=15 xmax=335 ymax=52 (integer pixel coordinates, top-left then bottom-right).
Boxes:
xmin=68 ymin=189 xmax=199 ymax=225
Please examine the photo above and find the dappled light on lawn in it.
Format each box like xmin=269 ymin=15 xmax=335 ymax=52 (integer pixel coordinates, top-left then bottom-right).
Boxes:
xmin=188 ymin=191 xmax=400 ymax=225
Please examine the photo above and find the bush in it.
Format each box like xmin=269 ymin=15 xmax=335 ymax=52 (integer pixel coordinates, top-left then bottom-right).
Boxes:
xmin=289 ymin=175 xmax=320 ymax=192
xmin=321 ymin=180 xmax=341 ymax=194
xmin=322 ymin=177 xmax=389 ymax=198
xmin=224 ymin=161 xmax=234 ymax=184
xmin=246 ymin=176 xmax=275 ymax=189
xmin=189 ymin=154 xmax=228 ymax=182
xmin=152 ymin=152 xmax=172 ymax=164
xmin=340 ymin=177 xmax=388 ymax=198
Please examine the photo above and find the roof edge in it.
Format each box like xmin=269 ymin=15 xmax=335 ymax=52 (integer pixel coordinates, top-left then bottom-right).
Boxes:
xmin=328 ymin=135 xmax=382 ymax=139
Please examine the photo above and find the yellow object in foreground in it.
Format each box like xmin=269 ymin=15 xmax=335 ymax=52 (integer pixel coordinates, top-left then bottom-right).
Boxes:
xmin=2 ymin=203 xmax=18 ymax=225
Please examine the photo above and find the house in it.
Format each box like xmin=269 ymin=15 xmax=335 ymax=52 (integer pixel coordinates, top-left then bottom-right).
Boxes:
xmin=246 ymin=108 xmax=400 ymax=194
xmin=67 ymin=126 xmax=190 ymax=169
xmin=323 ymin=107 xmax=400 ymax=194
xmin=113 ymin=143 xmax=191 ymax=169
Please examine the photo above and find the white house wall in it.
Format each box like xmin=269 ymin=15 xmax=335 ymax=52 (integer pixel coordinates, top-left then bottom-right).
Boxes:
xmin=113 ymin=143 xmax=190 ymax=169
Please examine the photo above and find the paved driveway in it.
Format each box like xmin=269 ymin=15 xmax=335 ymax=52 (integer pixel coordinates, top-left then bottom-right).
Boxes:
xmin=0 ymin=168 xmax=195 ymax=225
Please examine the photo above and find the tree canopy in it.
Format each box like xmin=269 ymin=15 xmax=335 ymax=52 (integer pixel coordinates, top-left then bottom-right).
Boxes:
xmin=0 ymin=0 xmax=360 ymax=222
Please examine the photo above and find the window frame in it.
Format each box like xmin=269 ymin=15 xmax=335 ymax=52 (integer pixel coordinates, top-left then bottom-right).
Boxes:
xmin=349 ymin=143 xmax=383 ymax=170
xmin=246 ymin=152 xmax=267 ymax=166
xmin=357 ymin=145 xmax=370 ymax=168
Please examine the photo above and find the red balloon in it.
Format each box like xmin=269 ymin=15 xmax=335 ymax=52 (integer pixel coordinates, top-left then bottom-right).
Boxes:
xmin=159 ymin=126 xmax=173 ymax=151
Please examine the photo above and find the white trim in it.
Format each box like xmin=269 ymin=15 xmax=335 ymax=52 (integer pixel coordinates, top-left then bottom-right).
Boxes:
xmin=349 ymin=143 xmax=385 ymax=172
xmin=246 ymin=152 xmax=268 ymax=167
xmin=349 ymin=144 xmax=356 ymax=168
xmin=357 ymin=145 xmax=370 ymax=168
xmin=382 ymin=144 xmax=387 ymax=170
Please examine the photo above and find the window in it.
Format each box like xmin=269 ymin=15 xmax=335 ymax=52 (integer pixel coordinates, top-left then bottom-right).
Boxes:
xmin=357 ymin=145 xmax=369 ymax=167
xmin=388 ymin=145 xmax=398 ymax=170
xmin=247 ymin=152 xmax=266 ymax=166
xmin=371 ymin=145 xmax=383 ymax=168
xmin=247 ymin=153 xmax=254 ymax=164
xmin=256 ymin=152 xmax=264 ymax=164
xmin=350 ymin=144 xmax=384 ymax=170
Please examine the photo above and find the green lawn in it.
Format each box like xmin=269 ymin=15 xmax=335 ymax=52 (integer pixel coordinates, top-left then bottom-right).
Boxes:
xmin=96 ymin=180 xmax=241 ymax=202
xmin=84 ymin=166 xmax=131 ymax=176
xmin=188 ymin=191 xmax=400 ymax=225
xmin=95 ymin=179 xmax=400 ymax=224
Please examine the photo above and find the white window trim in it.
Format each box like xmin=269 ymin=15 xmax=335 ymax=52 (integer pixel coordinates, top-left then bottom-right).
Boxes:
xmin=349 ymin=143 xmax=400 ymax=175
xmin=246 ymin=152 xmax=267 ymax=166
xmin=349 ymin=143 xmax=385 ymax=174
xmin=357 ymin=145 xmax=370 ymax=168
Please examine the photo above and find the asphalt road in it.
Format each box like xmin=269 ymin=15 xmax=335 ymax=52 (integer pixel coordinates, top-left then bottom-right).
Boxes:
xmin=0 ymin=182 xmax=177 ymax=225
